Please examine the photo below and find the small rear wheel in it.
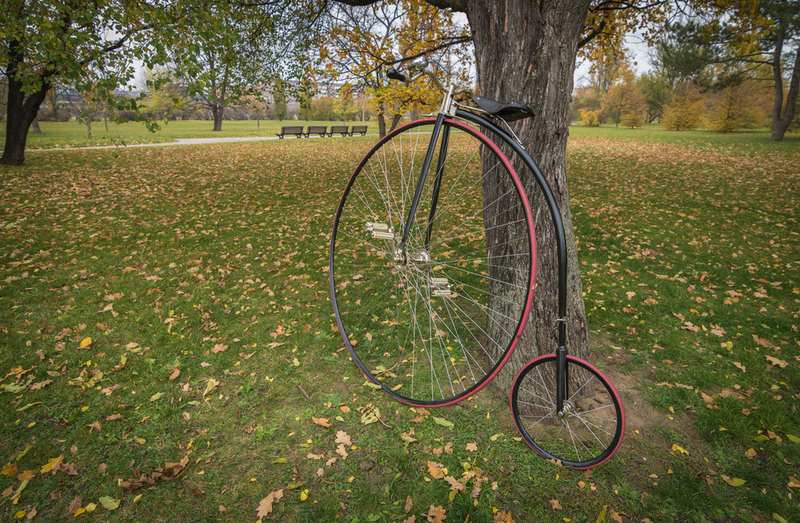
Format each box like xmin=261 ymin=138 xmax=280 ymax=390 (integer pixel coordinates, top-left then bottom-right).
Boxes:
xmin=510 ymin=354 xmax=624 ymax=469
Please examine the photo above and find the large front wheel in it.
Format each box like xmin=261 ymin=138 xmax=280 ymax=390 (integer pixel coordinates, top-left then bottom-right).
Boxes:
xmin=329 ymin=117 xmax=537 ymax=407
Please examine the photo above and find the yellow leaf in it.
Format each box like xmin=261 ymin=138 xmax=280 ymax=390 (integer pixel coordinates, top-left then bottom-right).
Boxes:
xmin=721 ymin=475 xmax=746 ymax=487
xmin=203 ymin=378 xmax=220 ymax=397
xmin=2 ymin=463 xmax=17 ymax=477
xmin=40 ymin=455 xmax=63 ymax=474
xmin=99 ymin=496 xmax=120 ymax=510
xmin=79 ymin=337 xmax=93 ymax=348
xmin=149 ymin=392 xmax=163 ymax=402
xmin=299 ymin=489 xmax=309 ymax=501
xmin=671 ymin=444 xmax=688 ymax=455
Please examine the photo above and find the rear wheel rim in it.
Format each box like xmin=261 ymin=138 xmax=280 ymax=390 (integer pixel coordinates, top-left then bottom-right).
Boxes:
xmin=330 ymin=117 xmax=537 ymax=406
xmin=511 ymin=355 xmax=624 ymax=469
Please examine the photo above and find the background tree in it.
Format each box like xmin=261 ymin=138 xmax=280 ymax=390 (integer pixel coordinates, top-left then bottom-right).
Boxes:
xmin=638 ymin=71 xmax=671 ymax=123
xmin=271 ymin=77 xmax=288 ymax=121
xmin=324 ymin=0 xmax=470 ymax=137
xmin=663 ymin=1 xmax=799 ymax=140
xmin=140 ymin=68 xmax=193 ymax=122
xmin=170 ymin=2 xmax=288 ymax=131
xmin=1 ymin=0 xmax=177 ymax=164
xmin=661 ymin=83 xmax=704 ymax=130
xmin=601 ymin=57 xmax=646 ymax=126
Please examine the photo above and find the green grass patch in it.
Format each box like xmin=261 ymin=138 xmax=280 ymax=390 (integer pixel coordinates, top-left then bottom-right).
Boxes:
xmin=0 ymin=127 xmax=797 ymax=521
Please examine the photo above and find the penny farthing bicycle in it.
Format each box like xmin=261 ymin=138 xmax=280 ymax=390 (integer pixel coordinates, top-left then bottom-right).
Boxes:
xmin=329 ymin=63 xmax=624 ymax=469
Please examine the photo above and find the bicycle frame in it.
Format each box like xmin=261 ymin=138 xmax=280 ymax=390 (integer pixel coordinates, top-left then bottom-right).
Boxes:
xmin=398 ymin=98 xmax=572 ymax=414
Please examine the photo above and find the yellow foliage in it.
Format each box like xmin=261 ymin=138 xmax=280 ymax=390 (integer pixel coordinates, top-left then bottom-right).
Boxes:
xmin=580 ymin=109 xmax=601 ymax=127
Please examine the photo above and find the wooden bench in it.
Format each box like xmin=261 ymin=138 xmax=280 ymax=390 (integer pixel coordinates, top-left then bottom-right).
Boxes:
xmin=305 ymin=125 xmax=328 ymax=138
xmin=329 ymin=125 xmax=350 ymax=137
xmin=276 ymin=126 xmax=304 ymax=139
xmin=350 ymin=125 xmax=368 ymax=136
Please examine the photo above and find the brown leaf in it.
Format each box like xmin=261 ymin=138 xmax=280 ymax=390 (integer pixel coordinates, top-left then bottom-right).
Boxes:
xmin=169 ymin=368 xmax=181 ymax=381
xmin=404 ymin=495 xmax=413 ymax=513
xmin=311 ymin=417 xmax=331 ymax=428
xmin=465 ymin=442 xmax=478 ymax=452
xmin=256 ymin=489 xmax=284 ymax=518
xmin=427 ymin=461 xmax=446 ymax=480
xmin=335 ymin=430 xmax=352 ymax=446
xmin=120 ymin=455 xmax=189 ymax=491
xmin=426 ymin=504 xmax=446 ymax=523
xmin=549 ymin=499 xmax=562 ymax=510
xmin=766 ymin=355 xmax=788 ymax=368
xmin=211 ymin=343 xmax=227 ymax=353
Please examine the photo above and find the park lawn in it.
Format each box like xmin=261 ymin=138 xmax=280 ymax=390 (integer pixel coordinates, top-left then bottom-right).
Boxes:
xmin=2 ymin=120 xmax=377 ymax=149
xmin=0 ymin=127 xmax=797 ymax=522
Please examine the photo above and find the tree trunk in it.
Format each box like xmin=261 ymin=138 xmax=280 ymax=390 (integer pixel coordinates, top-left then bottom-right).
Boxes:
xmin=770 ymin=29 xmax=799 ymax=141
xmin=377 ymin=111 xmax=387 ymax=137
xmin=389 ymin=113 xmax=402 ymax=132
xmin=465 ymin=0 xmax=591 ymax=386
xmin=211 ymin=104 xmax=224 ymax=131
xmin=1 ymin=75 xmax=49 ymax=165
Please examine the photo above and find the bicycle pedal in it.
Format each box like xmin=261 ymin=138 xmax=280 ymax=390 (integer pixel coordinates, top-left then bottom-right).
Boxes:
xmin=430 ymin=277 xmax=453 ymax=297
xmin=366 ymin=221 xmax=395 ymax=240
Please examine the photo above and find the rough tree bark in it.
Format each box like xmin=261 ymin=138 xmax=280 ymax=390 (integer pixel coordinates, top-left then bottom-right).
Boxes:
xmin=465 ymin=0 xmax=591 ymax=386
xmin=2 ymin=75 xmax=49 ymax=165
xmin=211 ymin=103 xmax=225 ymax=131
xmin=770 ymin=19 xmax=799 ymax=141
xmin=338 ymin=0 xmax=594 ymax=386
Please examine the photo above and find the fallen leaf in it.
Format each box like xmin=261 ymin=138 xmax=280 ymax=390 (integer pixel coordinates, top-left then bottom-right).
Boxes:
xmin=671 ymin=443 xmax=688 ymax=455
xmin=256 ymin=489 xmax=283 ymax=519
xmin=169 ymin=368 xmax=180 ymax=381
xmin=211 ymin=343 xmax=227 ymax=354
xmin=311 ymin=417 xmax=331 ymax=428
xmin=40 ymin=455 xmax=63 ymax=474
xmin=335 ymin=430 xmax=352 ymax=446
xmin=721 ymin=474 xmax=746 ymax=487
xmin=203 ymin=378 xmax=220 ymax=397
xmin=432 ymin=416 xmax=454 ymax=429
xmin=549 ymin=499 xmax=562 ymax=510
xmin=99 ymin=496 xmax=120 ymax=510
xmin=766 ymin=355 xmax=788 ymax=368
xmin=405 ymin=495 xmax=413 ymax=512
xmin=79 ymin=337 xmax=93 ymax=349
xmin=465 ymin=442 xmax=477 ymax=452
xmin=427 ymin=461 xmax=447 ymax=480
xmin=426 ymin=504 xmax=446 ymax=523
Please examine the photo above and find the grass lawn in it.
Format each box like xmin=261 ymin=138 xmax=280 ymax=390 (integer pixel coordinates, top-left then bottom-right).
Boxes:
xmin=2 ymin=120 xmax=377 ymax=149
xmin=0 ymin=126 xmax=798 ymax=521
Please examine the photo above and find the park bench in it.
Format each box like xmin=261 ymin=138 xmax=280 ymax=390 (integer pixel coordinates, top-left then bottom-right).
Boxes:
xmin=329 ymin=125 xmax=350 ymax=137
xmin=305 ymin=125 xmax=328 ymax=138
xmin=350 ymin=125 xmax=368 ymax=136
xmin=276 ymin=126 xmax=304 ymax=139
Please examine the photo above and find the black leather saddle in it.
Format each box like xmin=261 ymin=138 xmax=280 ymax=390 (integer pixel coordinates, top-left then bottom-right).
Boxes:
xmin=473 ymin=96 xmax=534 ymax=122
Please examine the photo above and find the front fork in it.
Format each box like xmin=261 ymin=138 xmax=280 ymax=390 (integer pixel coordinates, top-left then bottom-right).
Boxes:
xmin=399 ymin=113 xmax=447 ymax=253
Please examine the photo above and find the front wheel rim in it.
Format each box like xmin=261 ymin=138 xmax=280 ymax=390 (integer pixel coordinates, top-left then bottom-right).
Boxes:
xmin=329 ymin=117 xmax=537 ymax=407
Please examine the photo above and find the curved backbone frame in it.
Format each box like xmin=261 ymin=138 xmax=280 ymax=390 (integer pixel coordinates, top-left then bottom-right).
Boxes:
xmin=453 ymin=109 xmax=569 ymax=351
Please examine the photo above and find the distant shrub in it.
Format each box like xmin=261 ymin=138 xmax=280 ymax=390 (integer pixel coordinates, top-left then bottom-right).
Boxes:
xmin=620 ymin=110 xmax=644 ymax=128
xmin=703 ymin=83 xmax=763 ymax=133
xmin=662 ymin=99 xmax=703 ymax=131
xmin=579 ymin=109 xmax=601 ymax=127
